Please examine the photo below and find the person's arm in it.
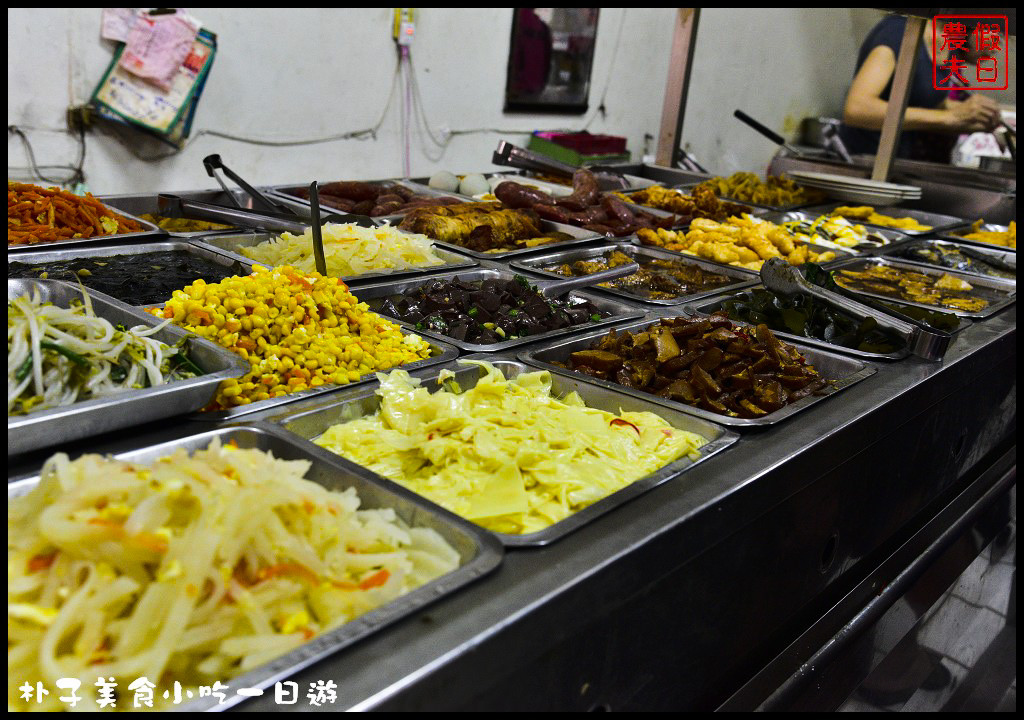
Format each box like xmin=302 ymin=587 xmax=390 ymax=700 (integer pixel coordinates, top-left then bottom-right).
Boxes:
xmin=843 ymin=45 xmax=1000 ymax=133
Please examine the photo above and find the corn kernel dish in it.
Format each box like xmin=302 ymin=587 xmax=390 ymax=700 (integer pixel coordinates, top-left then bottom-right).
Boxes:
xmin=637 ymin=215 xmax=838 ymax=271
xmin=154 ymin=266 xmax=432 ymax=410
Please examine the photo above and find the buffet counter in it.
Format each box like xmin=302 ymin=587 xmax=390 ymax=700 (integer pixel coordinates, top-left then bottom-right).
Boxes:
xmin=10 ymin=293 xmax=1014 ymax=711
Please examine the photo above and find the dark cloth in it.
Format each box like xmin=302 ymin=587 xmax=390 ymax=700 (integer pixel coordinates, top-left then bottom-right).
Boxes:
xmin=839 ymin=16 xmax=955 ymax=162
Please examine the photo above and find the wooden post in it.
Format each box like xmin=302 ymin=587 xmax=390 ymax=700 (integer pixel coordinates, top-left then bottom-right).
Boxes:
xmin=871 ymin=16 xmax=926 ymax=182
xmin=656 ymin=8 xmax=700 ymax=167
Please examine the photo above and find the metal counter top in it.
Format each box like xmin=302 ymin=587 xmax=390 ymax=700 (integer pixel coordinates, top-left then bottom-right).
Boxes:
xmin=11 ymin=299 xmax=1012 ymax=711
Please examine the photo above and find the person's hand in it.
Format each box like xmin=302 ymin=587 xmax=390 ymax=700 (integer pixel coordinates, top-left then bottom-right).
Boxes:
xmin=948 ymin=95 xmax=1002 ymax=133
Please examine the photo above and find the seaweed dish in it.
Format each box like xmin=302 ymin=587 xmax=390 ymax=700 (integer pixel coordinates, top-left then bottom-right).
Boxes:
xmin=8 ymin=251 xmax=243 ymax=306
xmin=714 ymin=287 xmax=907 ymax=354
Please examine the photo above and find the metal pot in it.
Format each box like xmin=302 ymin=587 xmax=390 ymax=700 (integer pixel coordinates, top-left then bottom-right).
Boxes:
xmin=979 ymin=156 xmax=1015 ymax=174
xmin=800 ymin=117 xmax=842 ymax=148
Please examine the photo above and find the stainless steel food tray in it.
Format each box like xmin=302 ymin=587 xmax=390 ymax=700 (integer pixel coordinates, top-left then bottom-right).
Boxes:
xmin=614 ymin=188 xmax=761 ymax=227
xmin=760 ymin=209 xmax=912 ymax=254
xmin=189 ymin=331 xmax=460 ymax=423
xmin=828 ymin=256 xmax=1016 ymax=319
xmin=7 ymin=279 xmax=249 ymax=455
xmin=375 ymin=215 xmax=606 ymax=262
xmin=7 ymin=203 xmax=164 ymax=253
xmin=688 ymin=284 xmax=915 ymax=361
xmin=674 ymin=181 xmax=820 ymax=212
xmin=935 ymin=223 xmax=1016 ymax=254
xmin=7 ymin=424 xmax=504 ymax=713
xmin=188 ymin=231 xmax=478 ymax=286
xmin=801 ymin=202 xmax=966 ymax=236
xmin=98 ymin=188 xmax=254 ymax=238
xmin=518 ymin=316 xmax=877 ymax=428
xmin=351 ymin=267 xmax=645 ymax=353
xmin=244 ymin=357 xmax=739 ymax=548
xmin=267 ymin=179 xmax=465 ymax=222
xmin=875 ymin=238 xmax=1016 ymax=281
xmin=509 ymin=242 xmax=758 ymax=307
xmin=627 ymin=228 xmax=852 ymax=273
xmin=6 ymin=239 xmax=254 ymax=306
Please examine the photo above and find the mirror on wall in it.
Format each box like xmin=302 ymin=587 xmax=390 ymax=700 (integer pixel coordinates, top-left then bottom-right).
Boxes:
xmin=504 ymin=8 xmax=600 ymax=114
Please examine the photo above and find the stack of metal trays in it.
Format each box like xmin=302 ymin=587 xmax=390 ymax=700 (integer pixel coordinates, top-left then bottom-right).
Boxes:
xmin=189 ymin=231 xmax=479 ymax=286
xmin=6 ymin=240 xmax=253 ymax=307
xmin=267 ymin=179 xmax=466 ymax=224
xmin=935 ymin=222 xmax=1016 ymax=254
xmin=8 ymin=279 xmax=249 ymax=456
xmin=509 ymin=242 xmax=758 ymax=307
xmin=828 ymin=256 xmax=1016 ymax=319
xmin=800 ymin=202 xmax=966 ymax=237
xmin=875 ymin=238 xmax=1016 ymax=283
xmin=242 ymin=358 xmax=739 ymax=547
xmin=98 ymin=188 xmax=255 ymax=238
xmin=7 ymin=424 xmax=505 ymax=712
xmin=350 ymin=266 xmax=645 ymax=353
xmin=517 ymin=315 xmax=877 ymax=428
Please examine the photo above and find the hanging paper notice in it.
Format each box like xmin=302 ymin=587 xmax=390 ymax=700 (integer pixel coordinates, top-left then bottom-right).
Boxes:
xmin=92 ymin=28 xmax=216 ymax=141
xmin=119 ymin=10 xmax=201 ymax=91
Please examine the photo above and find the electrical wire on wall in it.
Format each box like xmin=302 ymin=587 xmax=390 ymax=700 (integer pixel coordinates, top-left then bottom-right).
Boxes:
xmin=9 ymin=8 xmax=630 ymax=181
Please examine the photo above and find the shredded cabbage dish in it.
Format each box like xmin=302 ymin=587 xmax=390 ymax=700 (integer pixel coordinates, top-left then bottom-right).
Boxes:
xmin=315 ymin=361 xmax=708 ymax=535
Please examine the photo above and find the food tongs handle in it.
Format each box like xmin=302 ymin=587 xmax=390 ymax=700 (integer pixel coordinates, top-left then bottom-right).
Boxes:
xmin=203 ymin=154 xmax=297 ymax=216
xmin=158 ymin=194 xmax=310 ymax=235
xmin=492 ymin=140 xmax=580 ymax=179
xmin=540 ymin=262 xmax=640 ymax=299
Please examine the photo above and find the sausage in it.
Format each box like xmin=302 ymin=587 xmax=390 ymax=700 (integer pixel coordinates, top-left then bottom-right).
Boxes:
xmin=494 ymin=181 xmax=552 ymax=209
xmin=601 ymin=195 xmax=636 ymax=225
xmin=570 ymin=168 xmax=600 ymax=207
xmin=533 ymin=204 xmax=575 ymax=224
xmin=319 ymin=181 xmax=380 ymax=202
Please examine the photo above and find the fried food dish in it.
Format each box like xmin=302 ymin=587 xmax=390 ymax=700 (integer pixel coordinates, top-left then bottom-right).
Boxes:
xmin=636 ymin=214 xmax=838 ymax=271
xmin=548 ymin=249 xmax=735 ymax=301
xmin=397 ymin=202 xmax=573 ymax=252
xmin=694 ymin=172 xmax=825 ymax=207
xmin=834 ymin=263 xmax=990 ymax=312
xmin=8 ymin=182 xmax=144 ymax=246
xmin=955 ymin=219 xmax=1016 ymax=249
xmin=615 ymin=185 xmax=750 ymax=224
xmin=560 ymin=316 xmax=828 ymax=419
xmin=831 ymin=205 xmax=932 ymax=233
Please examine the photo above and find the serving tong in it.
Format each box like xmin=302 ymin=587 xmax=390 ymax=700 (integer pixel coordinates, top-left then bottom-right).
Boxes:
xmin=492 ymin=140 xmax=633 ymax=191
xmin=539 ymin=262 xmax=640 ymax=299
xmin=758 ymin=258 xmax=952 ymax=361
